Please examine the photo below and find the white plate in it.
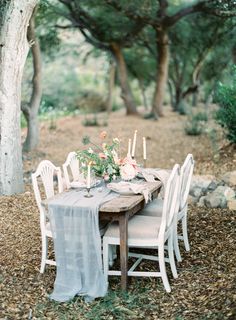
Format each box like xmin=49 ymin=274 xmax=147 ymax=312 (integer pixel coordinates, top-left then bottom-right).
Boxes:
xmin=70 ymin=180 xmax=101 ymax=189
xmin=107 ymin=184 xmax=135 ymax=196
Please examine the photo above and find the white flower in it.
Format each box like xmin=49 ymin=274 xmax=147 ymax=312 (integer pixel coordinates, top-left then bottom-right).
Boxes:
xmin=112 ymin=150 xmax=119 ymax=164
xmin=113 ymin=138 xmax=120 ymax=144
xmin=120 ymin=163 xmax=136 ymax=181
xmin=88 ymin=148 xmax=94 ymax=154
xmin=102 ymin=143 xmax=107 ymax=150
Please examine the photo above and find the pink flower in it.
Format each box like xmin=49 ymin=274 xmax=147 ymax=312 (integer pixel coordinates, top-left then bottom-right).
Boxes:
xmin=122 ymin=156 xmax=139 ymax=171
xmin=100 ymin=131 xmax=107 ymax=139
xmin=99 ymin=152 xmax=107 ymax=159
xmin=103 ymin=174 xmax=110 ymax=181
xmin=115 ymin=158 xmax=123 ymax=165
xmin=120 ymin=163 xmax=137 ymax=181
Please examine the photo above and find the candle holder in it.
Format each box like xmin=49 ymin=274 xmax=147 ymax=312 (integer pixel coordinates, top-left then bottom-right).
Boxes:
xmin=84 ymin=187 xmax=93 ymax=198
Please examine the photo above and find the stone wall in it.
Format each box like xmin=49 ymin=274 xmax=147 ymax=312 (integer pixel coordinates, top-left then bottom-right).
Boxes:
xmin=189 ymin=171 xmax=236 ymax=209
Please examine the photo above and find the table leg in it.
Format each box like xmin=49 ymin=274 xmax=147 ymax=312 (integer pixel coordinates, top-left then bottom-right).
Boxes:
xmin=119 ymin=214 xmax=128 ymax=290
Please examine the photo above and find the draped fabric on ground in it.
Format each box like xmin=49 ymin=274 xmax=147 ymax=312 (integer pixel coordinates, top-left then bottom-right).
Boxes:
xmin=48 ymin=188 xmax=118 ymax=302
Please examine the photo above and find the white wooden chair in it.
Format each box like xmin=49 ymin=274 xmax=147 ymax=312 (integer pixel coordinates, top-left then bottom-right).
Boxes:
xmin=32 ymin=160 xmax=63 ymax=273
xmin=103 ymin=164 xmax=181 ymax=293
xmin=62 ymin=151 xmax=80 ymax=189
xmin=139 ymin=154 xmax=194 ymax=262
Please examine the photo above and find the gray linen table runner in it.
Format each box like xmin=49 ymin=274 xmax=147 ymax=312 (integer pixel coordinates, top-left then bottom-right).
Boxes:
xmin=48 ymin=187 xmax=119 ymax=302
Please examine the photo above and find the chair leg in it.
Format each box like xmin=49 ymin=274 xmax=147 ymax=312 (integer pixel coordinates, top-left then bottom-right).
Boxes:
xmin=40 ymin=236 xmax=47 ymax=273
xmin=168 ymin=235 xmax=178 ymax=279
xmin=182 ymin=214 xmax=190 ymax=251
xmin=103 ymin=240 xmax=109 ymax=283
xmin=158 ymin=245 xmax=171 ymax=293
xmin=108 ymin=245 xmax=117 ymax=267
xmin=173 ymin=224 xmax=182 ymax=262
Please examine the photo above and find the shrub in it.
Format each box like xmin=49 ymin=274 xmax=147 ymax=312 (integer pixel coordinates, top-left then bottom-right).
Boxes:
xmin=82 ymin=114 xmax=108 ymax=127
xmin=214 ymin=68 xmax=236 ymax=143
xmin=192 ymin=112 xmax=208 ymax=122
xmin=185 ymin=119 xmax=204 ymax=136
xmin=178 ymin=101 xmax=188 ymax=115
xmin=40 ymin=95 xmax=59 ymax=114
xmin=77 ymin=91 xmax=107 ymax=113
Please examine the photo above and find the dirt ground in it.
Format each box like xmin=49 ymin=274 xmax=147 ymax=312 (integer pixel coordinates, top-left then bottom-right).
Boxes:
xmin=22 ymin=106 xmax=236 ymax=179
xmin=1 ymin=107 xmax=236 ymax=319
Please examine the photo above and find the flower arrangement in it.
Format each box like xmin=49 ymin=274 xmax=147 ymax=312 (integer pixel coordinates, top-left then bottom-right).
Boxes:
xmin=77 ymin=131 xmax=140 ymax=182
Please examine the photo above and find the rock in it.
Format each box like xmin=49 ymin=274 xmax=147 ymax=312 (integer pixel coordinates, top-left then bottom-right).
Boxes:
xmin=207 ymin=180 xmax=219 ymax=192
xmin=221 ymin=171 xmax=236 ymax=187
xmin=205 ymin=193 xmax=226 ymax=208
xmin=224 ymin=187 xmax=235 ymax=200
xmin=197 ymin=196 xmax=206 ymax=207
xmin=191 ymin=174 xmax=216 ymax=186
xmin=188 ymin=195 xmax=198 ymax=205
xmin=190 ymin=186 xmax=203 ymax=198
xmin=204 ymin=186 xmax=235 ymax=208
xmin=190 ymin=175 xmax=216 ymax=193
xmin=227 ymin=199 xmax=236 ymax=210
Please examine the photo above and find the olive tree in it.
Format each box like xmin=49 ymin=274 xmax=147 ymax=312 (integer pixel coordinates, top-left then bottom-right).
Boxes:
xmin=0 ymin=0 xmax=38 ymax=195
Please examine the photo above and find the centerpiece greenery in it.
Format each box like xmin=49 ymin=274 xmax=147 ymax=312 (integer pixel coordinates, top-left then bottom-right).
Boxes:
xmin=77 ymin=131 xmax=139 ymax=182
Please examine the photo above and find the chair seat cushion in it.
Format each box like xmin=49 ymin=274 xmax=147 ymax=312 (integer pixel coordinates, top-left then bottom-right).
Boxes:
xmin=137 ymin=198 xmax=163 ymax=217
xmin=104 ymin=215 xmax=162 ymax=243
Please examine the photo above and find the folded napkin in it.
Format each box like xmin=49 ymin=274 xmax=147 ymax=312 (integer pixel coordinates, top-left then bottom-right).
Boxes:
xmin=140 ymin=168 xmax=171 ymax=198
xmin=107 ymin=181 xmax=151 ymax=203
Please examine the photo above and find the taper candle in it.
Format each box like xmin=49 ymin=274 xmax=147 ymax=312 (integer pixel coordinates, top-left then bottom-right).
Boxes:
xmin=143 ymin=137 xmax=147 ymax=160
xmin=131 ymin=130 xmax=137 ymax=158
xmin=127 ymin=138 xmax=132 ymax=156
xmin=87 ymin=163 xmax=91 ymax=188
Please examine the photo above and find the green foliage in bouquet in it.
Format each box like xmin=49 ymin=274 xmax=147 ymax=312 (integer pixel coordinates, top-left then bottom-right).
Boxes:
xmin=77 ymin=133 xmax=121 ymax=181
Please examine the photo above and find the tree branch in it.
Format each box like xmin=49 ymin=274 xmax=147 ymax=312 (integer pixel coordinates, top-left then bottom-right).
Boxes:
xmin=163 ymin=1 xmax=208 ymax=27
xmin=141 ymin=39 xmax=156 ymax=57
xmin=104 ymin=0 xmax=158 ymax=27
xmin=164 ymin=0 xmax=236 ymax=27
xmin=21 ymin=103 xmax=30 ymax=116
xmin=79 ymin=29 xmax=110 ymax=51
xmin=55 ymin=24 xmax=75 ymax=29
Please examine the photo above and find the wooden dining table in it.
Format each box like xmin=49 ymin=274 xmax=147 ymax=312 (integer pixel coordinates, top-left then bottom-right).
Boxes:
xmin=42 ymin=180 xmax=162 ymax=293
xmin=99 ymin=180 xmax=162 ymax=290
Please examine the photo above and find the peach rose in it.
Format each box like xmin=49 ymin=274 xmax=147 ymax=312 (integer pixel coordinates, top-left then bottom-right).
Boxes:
xmin=120 ymin=163 xmax=136 ymax=181
xmin=99 ymin=152 xmax=107 ymax=159
xmin=100 ymin=131 xmax=107 ymax=139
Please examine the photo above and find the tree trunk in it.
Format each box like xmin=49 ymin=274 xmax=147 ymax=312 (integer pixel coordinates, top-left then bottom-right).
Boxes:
xmin=138 ymin=78 xmax=148 ymax=110
xmin=168 ymin=80 xmax=175 ymax=111
xmin=106 ymin=60 xmax=116 ymax=115
xmin=0 ymin=0 xmax=38 ymax=195
xmin=22 ymin=9 xmax=42 ymax=152
xmin=192 ymin=91 xmax=199 ymax=107
xmin=174 ymin=85 xmax=183 ymax=111
xmin=232 ymin=45 xmax=236 ymax=64
xmin=110 ymin=43 xmax=138 ymax=115
xmin=152 ymin=29 xmax=169 ymax=118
